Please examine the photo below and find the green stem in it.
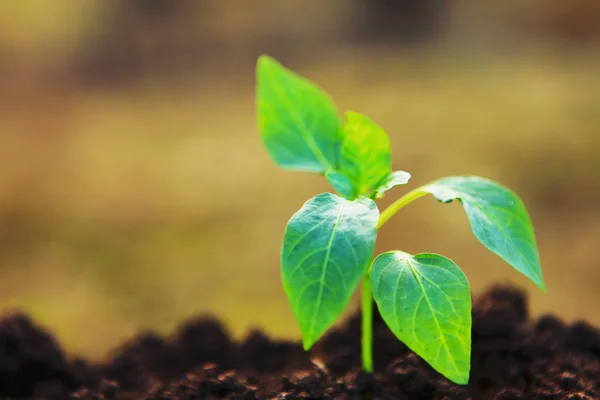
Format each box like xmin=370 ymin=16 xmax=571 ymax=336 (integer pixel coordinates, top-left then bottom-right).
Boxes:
xmin=361 ymin=185 xmax=430 ymax=374
xmin=376 ymin=187 xmax=428 ymax=230
xmin=361 ymin=274 xmax=373 ymax=373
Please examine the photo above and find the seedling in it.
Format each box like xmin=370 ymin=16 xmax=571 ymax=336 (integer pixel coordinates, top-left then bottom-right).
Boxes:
xmin=256 ymin=55 xmax=545 ymax=384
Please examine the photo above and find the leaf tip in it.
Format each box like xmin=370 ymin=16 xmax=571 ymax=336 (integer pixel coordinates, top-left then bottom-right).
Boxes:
xmin=343 ymin=110 xmax=361 ymax=122
xmin=256 ymin=54 xmax=282 ymax=79
xmin=528 ymin=261 xmax=546 ymax=293
xmin=257 ymin=54 xmax=276 ymax=68
xmin=452 ymin=373 xmax=470 ymax=385
xmin=301 ymin=335 xmax=317 ymax=351
xmin=536 ymin=279 xmax=547 ymax=293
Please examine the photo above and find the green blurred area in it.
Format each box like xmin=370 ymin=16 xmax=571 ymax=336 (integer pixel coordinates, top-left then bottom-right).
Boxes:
xmin=0 ymin=1 xmax=599 ymax=360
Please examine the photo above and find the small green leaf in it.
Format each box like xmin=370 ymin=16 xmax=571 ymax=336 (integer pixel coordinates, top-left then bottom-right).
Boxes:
xmin=339 ymin=112 xmax=392 ymax=197
xmin=370 ymin=251 xmax=472 ymax=384
xmin=374 ymin=170 xmax=412 ymax=198
xmin=325 ymin=171 xmax=356 ymax=199
xmin=423 ymin=176 xmax=545 ymax=291
xmin=281 ymin=193 xmax=379 ymax=349
xmin=256 ymin=55 xmax=342 ymax=173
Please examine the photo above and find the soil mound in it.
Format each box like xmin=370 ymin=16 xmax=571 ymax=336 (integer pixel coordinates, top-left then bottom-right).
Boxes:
xmin=0 ymin=286 xmax=598 ymax=399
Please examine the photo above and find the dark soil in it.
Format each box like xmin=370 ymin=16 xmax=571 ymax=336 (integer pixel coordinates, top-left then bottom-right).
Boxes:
xmin=1 ymin=286 xmax=599 ymax=399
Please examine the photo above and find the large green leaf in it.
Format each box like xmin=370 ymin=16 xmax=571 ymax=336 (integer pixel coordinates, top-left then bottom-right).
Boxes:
xmin=370 ymin=251 xmax=472 ymax=384
xmin=256 ymin=55 xmax=342 ymax=173
xmin=423 ymin=176 xmax=545 ymax=290
xmin=281 ymin=193 xmax=379 ymax=349
xmin=338 ymin=112 xmax=392 ymax=197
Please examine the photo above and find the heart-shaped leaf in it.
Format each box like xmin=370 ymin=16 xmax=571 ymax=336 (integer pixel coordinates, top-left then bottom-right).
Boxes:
xmin=256 ymin=55 xmax=342 ymax=173
xmin=370 ymin=251 xmax=472 ymax=384
xmin=281 ymin=193 xmax=379 ymax=349
xmin=338 ymin=112 xmax=392 ymax=198
xmin=423 ymin=176 xmax=545 ymax=291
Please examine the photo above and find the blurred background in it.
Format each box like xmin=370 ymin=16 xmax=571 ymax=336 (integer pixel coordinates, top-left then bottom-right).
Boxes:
xmin=0 ymin=0 xmax=599 ymax=361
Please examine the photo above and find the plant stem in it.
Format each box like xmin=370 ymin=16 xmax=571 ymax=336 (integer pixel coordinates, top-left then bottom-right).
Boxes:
xmin=361 ymin=185 xmax=430 ymax=374
xmin=361 ymin=274 xmax=373 ymax=373
xmin=376 ymin=187 xmax=428 ymax=230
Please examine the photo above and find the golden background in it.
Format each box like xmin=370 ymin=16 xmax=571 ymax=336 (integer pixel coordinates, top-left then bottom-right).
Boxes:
xmin=0 ymin=0 xmax=599 ymax=360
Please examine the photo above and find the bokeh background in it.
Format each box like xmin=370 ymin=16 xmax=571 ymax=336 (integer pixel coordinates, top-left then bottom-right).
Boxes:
xmin=0 ymin=0 xmax=599 ymax=361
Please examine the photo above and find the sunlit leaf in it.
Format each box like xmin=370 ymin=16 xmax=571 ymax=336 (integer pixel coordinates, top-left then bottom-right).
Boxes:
xmin=256 ymin=55 xmax=342 ymax=173
xmin=371 ymin=251 xmax=471 ymax=384
xmin=423 ymin=176 xmax=545 ymax=290
xmin=281 ymin=193 xmax=379 ymax=349
xmin=338 ymin=112 xmax=391 ymax=197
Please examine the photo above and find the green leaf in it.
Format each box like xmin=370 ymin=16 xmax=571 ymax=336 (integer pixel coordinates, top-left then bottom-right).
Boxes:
xmin=281 ymin=193 xmax=379 ymax=349
xmin=256 ymin=55 xmax=342 ymax=173
xmin=370 ymin=251 xmax=472 ymax=384
xmin=325 ymin=171 xmax=356 ymax=200
xmin=423 ymin=176 xmax=545 ymax=291
xmin=374 ymin=170 xmax=412 ymax=198
xmin=338 ymin=111 xmax=392 ymax=197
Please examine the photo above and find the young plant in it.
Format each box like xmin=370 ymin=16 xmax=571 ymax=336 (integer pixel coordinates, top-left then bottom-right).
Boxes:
xmin=256 ymin=55 xmax=545 ymax=384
